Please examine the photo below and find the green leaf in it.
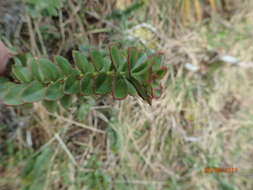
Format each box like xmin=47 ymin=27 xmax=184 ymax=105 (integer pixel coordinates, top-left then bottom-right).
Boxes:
xmin=64 ymin=75 xmax=80 ymax=95
xmin=55 ymin=56 xmax=74 ymax=76
xmin=150 ymin=53 xmax=163 ymax=72
xmin=131 ymin=53 xmax=158 ymax=74
xmin=21 ymin=81 xmax=46 ymax=103
xmin=80 ymin=73 xmax=94 ymax=96
xmin=110 ymin=46 xmax=126 ymax=71
xmin=101 ymin=58 xmax=111 ymax=72
xmin=94 ymin=72 xmax=112 ymax=95
xmin=0 ymin=81 xmax=16 ymax=99
xmin=128 ymin=48 xmax=141 ymax=69
xmin=132 ymin=53 xmax=165 ymax=78
xmin=91 ymin=50 xmax=104 ymax=71
xmin=73 ymin=51 xmax=94 ymax=74
xmin=132 ymin=52 xmax=148 ymax=70
xmin=60 ymin=95 xmax=73 ymax=109
xmin=12 ymin=65 xmax=32 ymax=83
xmin=45 ymin=80 xmax=64 ymax=101
xmin=126 ymin=76 xmax=152 ymax=105
xmin=2 ymin=84 xmax=26 ymax=105
xmin=14 ymin=53 xmax=30 ymax=66
xmin=39 ymin=58 xmax=60 ymax=81
xmin=112 ymin=75 xmax=128 ymax=100
xmin=42 ymin=100 xmax=58 ymax=112
xmin=30 ymin=58 xmax=45 ymax=82
xmin=126 ymin=79 xmax=137 ymax=96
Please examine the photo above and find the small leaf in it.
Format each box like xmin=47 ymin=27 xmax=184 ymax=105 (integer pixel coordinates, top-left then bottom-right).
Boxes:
xmin=0 ymin=81 xmax=16 ymax=99
xmin=132 ymin=53 xmax=160 ymax=74
xmin=60 ymin=95 xmax=73 ymax=109
xmin=148 ymin=52 xmax=164 ymax=72
xmin=132 ymin=52 xmax=148 ymax=70
xmin=94 ymin=72 xmax=112 ymax=95
xmin=128 ymin=48 xmax=141 ymax=69
xmin=12 ymin=65 xmax=32 ymax=83
xmin=30 ymin=58 xmax=45 ymax=82
xmin=101 ymin=58 xmax=111 ymax=72
xmin=64 ymin=75 xmax=80 ymax=95
xmin=21 ymin=81 xmax=46 ymax=103
xmin=39 ymin=58 xmax=60 ymax=81
xmin=126 ymin=76 xmax=152 ymax=105
xmin=45 ymin=80 xmax=64 ymax=101
xmin=73 ymin=51 xmax=94 ymax=74
xmin=55 ymin=56 xmax=74 ymax=76
xmin=91 ymin=50 xmax=104 ymax=71
xmin=2 ymin=84 xmax=26 ymax=105
xmin=110 ymin=46 xmax=126 ymax=71
xmin=126 ymin=79 xmax=137 ymax=96
xmin=80 ymin=73 xmax=94 ymax=95
xmin=112 ymin=75 xmax=128 ymax=100
xmin=131 ymin=60 xmax=149 ymax=74
xmin=42 ymin=100 xmax=58 ymax=112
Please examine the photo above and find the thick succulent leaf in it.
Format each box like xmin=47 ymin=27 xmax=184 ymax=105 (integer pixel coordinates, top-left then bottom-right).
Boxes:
xmin=80 ymin=73 xmax=94 ymax=95
xmin=12 ymin=65 xmax=32 ymax=83
xmin=42 ymin=100 xmax=58 ymax=112
xmin=55 ymin=56 xmax=74 ymax=76
xmin=39 ymin=58 xmax=60 ymax=81
xmin=112 ymin=75 xmax=128 ymax=100
xmin=64 ymin=75 xmax=80 ymax=95
xmin=73 ymin=51 xmax=94 ymax=74
xmin=2 ymin=84 xmax=26 ymax=105
xmin=60 ymin=94 xmax=73 ymax=109
xmin=94 ymin=72 xmax=112 ymax=95
xmin=21 ymin=81 xmax=46 ymax=103
xmin=91 ymin=50 xmax=104 ymax=71
xmin=45 ymin=80 xmax=64 ymax=101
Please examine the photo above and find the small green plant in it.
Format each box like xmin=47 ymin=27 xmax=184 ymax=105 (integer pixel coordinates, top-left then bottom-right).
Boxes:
xmin=0 ymin=46 xmax=167 ymax=110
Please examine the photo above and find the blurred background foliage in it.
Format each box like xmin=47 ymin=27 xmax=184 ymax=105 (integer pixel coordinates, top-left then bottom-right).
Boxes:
xmin=1 ymin=0 xmax=253 ymax=190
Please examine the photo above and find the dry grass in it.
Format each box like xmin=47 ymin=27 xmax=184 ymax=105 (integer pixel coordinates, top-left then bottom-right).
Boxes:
xmin=1 ymin=0 xmax=253 ymax=190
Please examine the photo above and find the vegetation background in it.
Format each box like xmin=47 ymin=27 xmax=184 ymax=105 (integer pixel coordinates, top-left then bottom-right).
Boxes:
xmin=0 ymin=0 xmax=253 ymax=189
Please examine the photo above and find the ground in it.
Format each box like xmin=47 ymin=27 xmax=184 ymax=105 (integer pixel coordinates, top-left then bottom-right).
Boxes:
xmin=0 ymin=0 xmax=253 ymax=189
